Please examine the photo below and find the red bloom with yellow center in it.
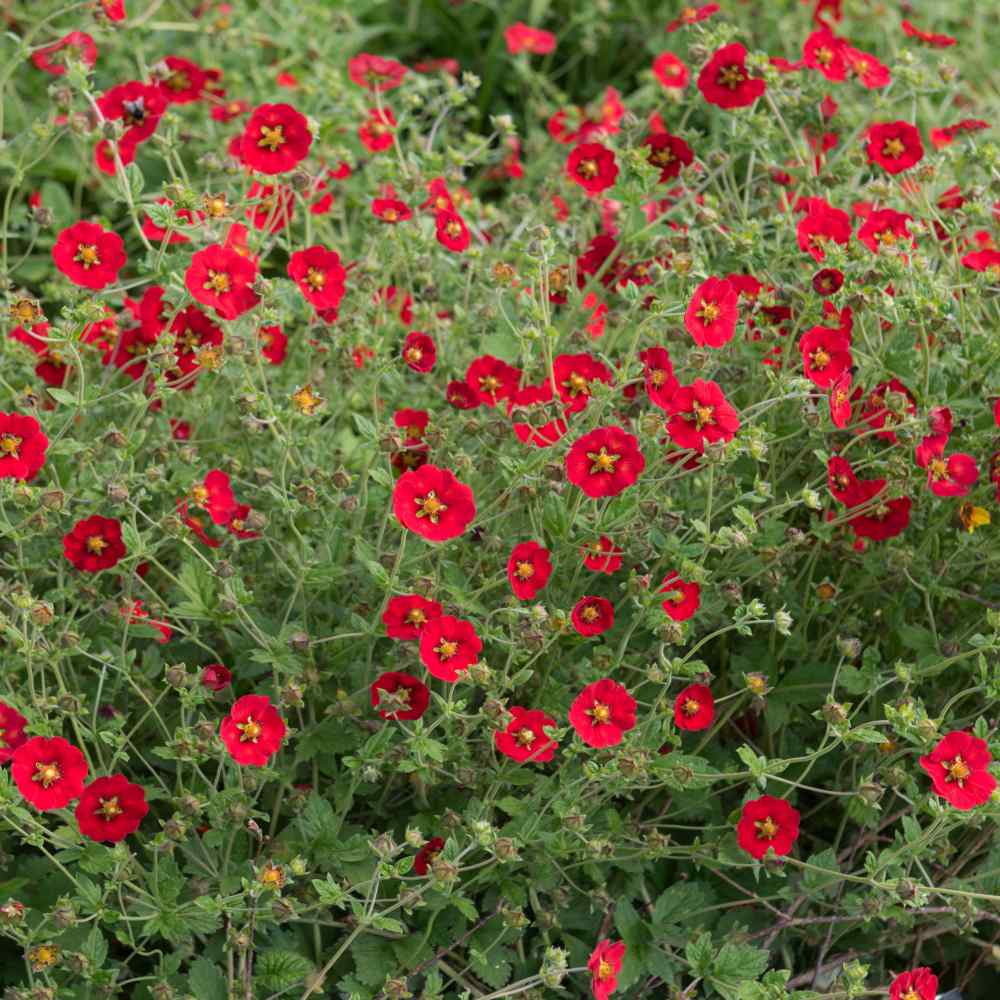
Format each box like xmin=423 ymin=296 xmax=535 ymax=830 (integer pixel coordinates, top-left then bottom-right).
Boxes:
xmin=961 ymin=249 xmax=1000 ymax=278
xmin=889 ymin=968 xmax=939 ymax=1000
xmin=843 ymin=46 xmax=890 ymax=89
xmin=348 ymin=53 xmax=408 ymax=92
xmin=796 ymin=199 xmax=852 ymax=262
xmin=858 ymin=208 xmax=914 ymax=253
xmin=419 ymin=614 xmax=482 ymax=682
xmin=240 ymin=103 xmax=312 ymax=174
xmin=383 ymin=594 xmax=443 ymax=640
xmin=866 ymin=121 xmax=924 ymax=174
xmin=674 ymin=683 xmax=715 ymax=731
xmin=370 ymin=671 xmax=430 ymax=721
xmin=565 ymin=425 xmax=645 ymax=498
xmin=640 ymin=346 xmax=679 ymax=410
xmin=860 ymin=378 xmax=916 ymax=444
xmin=915 ymin=434 xmax=979 ymax=498
xmin=504 ymin=22 xmax=557 ymax=55
xmin=919 ymin=730 xmax=997 ymax=810
xmin=495 ymin=707 xmax=558 ymax=763
xmin=435 ymin=209 xmax=471 ymax=252
xmin=571 ymin=595 xmax=615 ymax=637
xmin=31 ymin=31 xmax=98 ymax=76
xmin=848 ymin=484 xmax=912 ymax=543
xmin=642 ymin=131 xmax=693 ymax=183
xmin=566 ymin=141 xmax=619 ymax=195
xmin=11 ymin=736 xmax=89 ymax=811
xmin=96 ymin=80 xmax=165 ymax=144
xmin=169 ymin=305 xmax=224 ymax=385
xmin=507 ymin=541 xmax=553 ymax=600
xmin=697 ymin=43 xmax=765 ymax=109
xmin=53 ymin=221 xmax=126 ymax=291
xmin=156 ymin=55 xmax=206 ymax=104
xmin=413 ymin=836 xmax=444 ymax=875
xmin=288 ymin=246 xmax=347 ymax=311
xmin=802 ymin=28 xmax=847 ymax=81
xmin=0 ymin=412 xmax=48 ymax=482
xmin=63 ymin=516 xmax=127 ymax=573
xmin=667 ymin=3 xmax=719 ymax=31
xmin=799 ymin=325 xmax=852 ymax=388
xmin=466 ymin=355 xmax=522 ymax=407
xmin=359 ymin=107 xmax=397 ymax=152
xmin=652 ymin=52 xmax=689 ymax=89
xmin=812 ymin=267 xmax=844 ymax=297
xmin=665 ymin=379 xmax=740 ymax=454
xmin=736 ymin=795 xmax=801 ymax=859
xmin=187 ymin=469 xmax=238 ymax=525
xmin=402 ymin=331 xmax=437 ymax=372
xmin=76 ymin=774 xmax=148 ymax=843
xmin=685 ymin=276 xmax=738 ymax=348
xmin=659 ymin=572 xmax=701 ymax=621
xmin=219 ymin=694 xmax=286 ymax=767
xmin=569 ymin=679 xmax=637 ymax=748
xmin=372 ymin=197 xmax=412 ymax=223
xmin=588 ymin=939 xmax=626 ymax=1000
xmin=185 ymin=243 xmax=260 ymax=320
xmin=392 ymin=464 xmax=476 ymax=542
xmin=0 ymin=701 xmax=27 ymax=763
xmin=828 ymin=371 xmax=854 ymax=428
xmin=583 ymin=536 xmax=623 ymax=575
xmin=552 ymin=352 xmax=612 ymax=413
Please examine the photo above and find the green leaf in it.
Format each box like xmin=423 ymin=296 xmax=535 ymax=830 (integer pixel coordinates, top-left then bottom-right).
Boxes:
xmin=255 ymin=949 xmax=314 ymax=991
xmin=652 ymin=882 xmax=714 ymax=927
xmin=685 ymin=931 xmax=714 ymax=977
xmin=710 ymin=941 xmax=771 ymax=999
xmin=188 ymin=957 xmax=227 ymax=1000
xmin=351 ymin=933 xmax=396 ymax=985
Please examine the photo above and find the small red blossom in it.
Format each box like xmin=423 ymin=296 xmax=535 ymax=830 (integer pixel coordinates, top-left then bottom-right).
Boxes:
xmin=588 ymin=939 xmax=626 ymax=1000
xmin=348 ymin=53 xmax=407 ymax=92
xmin=259 ymin=324 xmax=288 ymax=365
xmin=797 ymin=201 xmax=852 ymax=262
xmin=931 ymin=119 xmax=989 ymax=150
xmin=642 ymin=131 xmax=693 ymax=183
xmin=419 ymin=615 xmax=482 ymax=682
xmin=201 ymin=664 xmax=232 ymax=692
xmin=916 ymin=435 xmax=979 ymax=498
xmin=737 ymin=795 xmax=801 ymax=858
xmin=566 ymin=142 xmax=619 ymax=195
xmin=245 ymin=181 xmax=294 ymax=233
xmin=392 ymin=464 xmax=476 ymax=542
xmin=961 ymin=249 xmax=1000 ymax=278
xmin=848 ymin=488 xmax=912 ymax=542
xmin=685 ymin=276 xmax=738 ymax=347
xmin=32 ymin=32 xmax=97 ymax=75
xmin=571 ymin=596 xmax=615 ymax=637
xmin=812 ymin=268 xmax=844 ymax=296
xmin=97 ymin=81 xmax=165 ymax=144
xmin=569 ymin=679 xmax=637 ymax=748
xmin=495 ymin=707 xmax=557 ymax=763
xmin=63 ymin=516 xmax=126 ymax=573
xmin=507 ymin=542 xmax=553 ymax=600
xmin=121 ymin=599 xmax=171 ymax=643
xmin=467 ymin=355 xmax=521 ymax=406
xmin=505 ymin=22 xmax=556 ymax=55
xmin=583 ymin=536 xmax=623 ymax=575
xmin=371 ymin=671 xmax=430 ymax=721
xmin=402 ymin=331 xmax=436 ymax=372
xmin=659 ymin=573 xmax=701 ymax=621
xmin=413 ymin=836 xmax=444 ymax=875
xmin=867 ymin=121 xmax=924 ymax=174
xmin=653 ymin=52 xmax=689 ymax=89
xmin=640 ymin=346 xmax=679 ymax=409
xmin=861 ymin=379 xmax=916 ymax=443
xmin=185 ymin=243 xmax=259 ymax=319
xmin=157 ymin=55 xmax=207 ymax=104
xmin=566 ymin=426 xmax=645 ymax=498
xmin=76 ymin=775 xmax=148 ymax=843
xmin=219 ymin=694 xmax=286 ymax=766
xmin=553 ymin=352 xmax=612 ymax=413
xmin=665 ymin=379 xmax=740 ymax=454
xmin=0 ymin=413 xmax=48 ymax=481
xmin=888 ymin=969 xmax=938 ymax=1000
xmin=698 ymin=43 xmax=765 ymax=109
xmin=187 ymin=469 xmax=237 ymax=525
xmin=12 ymin=736 xmax=88 ymax=811
xmin=435 ymin=210 xmax=471 ymax=252
xmin=674 ymin=683 xmax=715 ymax=731
xmin=919 ymin=731 xmax=997 ymax=810
xmin=667 ymin=3 xmax=719 ymax=31
xmin=799 ymin=325 xmax=852 ymax=388
xmin=358 ymin=107 xmax=397 ymax=152
xmin=858 ymin=208 xmax=914 ymax=253
xmin=383 ymin=594 xmax=443 ymax=640
xmin=240 ymin=103 xmax=312 ymax=174
xmin=53 ymin=221 xmax=126 ymax=290
xmin=843 ymin=46 xmax=890 ymax=89
xmin=828 ymin=372 xmax=853 ymax=428
xmin=0 ymin=702 xmax=27 ymax=763
xmin=901 ymin=20 xmax=956 ymax=47
xmin=372 ymin=197 xmax=412 ymax=223
xmin=803 ymin=28 xmax=847 ymax=82
xmin=288 ymin=246 xmax=347 ymax=311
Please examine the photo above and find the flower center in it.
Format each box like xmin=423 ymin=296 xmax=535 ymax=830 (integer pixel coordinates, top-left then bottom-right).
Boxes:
xmin=580 ymin=604 xmax=600 ymax=622
xmin=33 ymin=761 xmax=61 ymax=787
xmin=434 ymin=639 xmax=459 ymax=659
xmin=589 ymin=701 xmax=611 ymax=724
xmin=204 ymin=269 xmax=230 ymax=294
xmin=650 ymin=147 xmax=676 ymax=168
xmin=190 ymin=484 xmax=209 ymax=506
xmin=577 ymin=159 xmax=599 ymax=179
xmin=257 ymin=124 xmax=286 ymax=151
xmin=203 ymin=194 xmax=228 ymax=217
xmin=86 ymin=535 xmax=107 ymax=554
xmin=405 ymin=608 xmax=427 ymax=625
xmin=306 ymin=267 xmax=326 ymax=290
xmin=0 ymin=434 xmax=22 ymax=458
xmin=98 ymin=796 xmax=123 ymax=819
xmin=516 ymin=727 xmax=536 ymax=747
xmin=405 ymin=347 xmax=423 ymax=363
xmin=945 ymin=755 xmax=971 ymax=784
xmin=415 ymin=491 xmax=447 ymax=523
xmin=587 ymin=447 xmax=619 ymax=474
xmin=238 ymin=717 xmax=262 ymax=742
xmin=696 ymin=301 xmax=720 ymax=324
xmin=683 ymin=698 xmax=701 ymax=716
xmin=480 ymin=375 xmax=502 ymax=393
xmin=929 ymin=458 xmax=949 ymax=481
xmin=166 ymin=71 xmax=190 ymax=92
xmin=446 ymin=220 xmax=463 ymax=239
xmin=597 ymin=958 xmax=614 ymax=980
xmin=815 ymin=46 xmax=834 ymax=66
xmin=563 ymin=372 xmax=590 ymax=396
xmin=382 ymin=208 xmax=399 ymax=221
xmin=755 ymin=816 xmax=779 ymax=839
xmin=811 ymin=348 xmax=831 ymax=369
xmin=694 ymin=404 xmax=715 ymax=429
xmin=882 ymin=137 xmax=905 ymax=158
xmin=515 ymin=561 xmax=535 ymax=579
xmin=718 ymin=64 xmax=746 ymax=90
xmin=74 ymin=244 xmax=101 ymax=269
xmin=877 ymin=231 xmax=897 ymax=246
xmin=650 ymin=370 xmax=668 ymax=386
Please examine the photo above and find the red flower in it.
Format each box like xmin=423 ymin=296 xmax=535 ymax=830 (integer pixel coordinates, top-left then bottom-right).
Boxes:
xmin=737 ymin=795 xmax=800 ymax=858
xmin=848 ymin=489 xmax=912 ymax=542
xmin=259 ymin=325 xmax=288 ymax=365
xmin=402 ymin=331 xmax=436 ymax=372
xmin=566 ymin=142 xmax=618 ymax=195
xmin=889 ymin=969 xmax=938 ymax=1000
xmin=53 ymin=221 xmax=126 ymax=290
xmin=569 ymin=679 xmax=637 ymax=748
xmin=31 ymin=32 xmax=97 ymax=75
xmin=288 ymin=246 xmax=347 ymax=311
xmin=413 ymin=836 xmax=444 ymax=875
xmin=828 ymin=372 xmax=853 ymax=428
xmin=505 ymin=22 xmax=556 ymax=55
xmin=0 ymin=701 xmax=27 ymax=763
xmin=961 ymin=249 xmax=1000 ymax=278
xmin=371 ymin=671 xmax=430 ymax=721
xmin=142 ymin=197 xmax=202 ymax=244
xmin=447 ymin=381 xmax=478 ymax=409
xmin=348 ymin=53 xmax=408 ymax=92
xmin=225 ymin=504 xmax=259 ymax=541
xmin=667 ymin=3 xmax=719 ymax=31
xmin=359 ymin=107 xmax=397 ymax=152
xmin=76 ymin=775 xmax=148 ymax=843
xmin=99 ymin=0 xmax=126 ymax=19
xmin=185 ymin=243 xmax=259 ymax=320
xmin=240 ymin=103 xmax=312 ymax=174
xmin=653 ymin=52 xmax=689 ymax=89
xmin=640 ymin=346 xmax=679 ymax=409
xmin=803 ymin=28 xmax=847 ymax=82
xmin=827 ymin=455 xmax=864 ymax=505
xmin=419 ymin=615 xmax=481 ymax=682
xmin=665 ymin=379 xmax=740 ymax=454
xmin=157 ymin=55 xmax=207 ymax=104
xmin=122 ymin=598 xmax=171 ymax=642
xmin=799 ymin=325 xmax=852 ymax=388
xmin=507 ymin=382 xmax=567 ymax=448
xmin=495 ymin=707 xmax=557 ymax=763
xmin=553 ymin=352 xmax=612 ymax=413
xmin=392 ymin=464 xmax=476 ymax=542
xmin=583 ymin=536 xmax=623 ymax=574
xmin=930 ymin=119 xmax=989 ymax=149
xmin=642 ymin=131 xmax=693 ymax=183
xmin=0 ymin=412 xmax=48 ymax=481
xmin=11 ymin=736 xmax=88 ymax=811
xmin=902 ymin=19 xmax=956 ymax=47
xmin=383 ymin=594 xmax=443 ymax=640
xmin=659 ymin=573 xmax=701 ymax=621
xmin=797 ymin=201 xmax=851 ymax=262
xmin=685 ymin=276 xmax=738 ymax=348
xmin=467 ymin=355 xmax=521 ymax=406
xmin=861 ymin=379 xmax=916 ymax=443
xmin=507 ymin=542 xmax=553 ymax=600
xmin=245 ymin=181 xmax=295 ymax=233
xmin=187 ymin=469 xmax=237 ymax=525
xmin=843 ymin=46 xmax=890 ymax=89
xmin=435 ymin=210 xmax=471 ymax=252
xmin=169 ymin=305 xmax=224 ymax=384
xmin=858 ymin=208 xmax=913 ymax=253
xmin=866 ymin=121 xmax=924 ymax=174
xmin=219 ymin=694 xmax=286 ymax=766
xmin=96 ymin=81 xmax=165 ymax=143
xmin=201 ymin=664 xmax=232 ymax=692
xmin=588 ymin=939 xmax=626 ymax=1000
xmin=212 ymin=98 xmax=250 ymax=122
xmin=697 ymin=43 xmax=765 ymax=109
xmin=565 ymin=426 xmax=645 ymax=498
xmin=372 ymin=197 xmax=412 ymax=223
xmin=63 ymin=516 xmax=126 ymax=573
xmin=675 ymin=684 xmax=715 ymax=731
xmin=916 ymin=436 xmax=979 ymax=498
xmin=919 ymin=731 xmax=997 ymax=810
xmin=572 ymin=596 xmax=615 ymax=637
xmin=812 ymin=268 xmax=844 ymax=296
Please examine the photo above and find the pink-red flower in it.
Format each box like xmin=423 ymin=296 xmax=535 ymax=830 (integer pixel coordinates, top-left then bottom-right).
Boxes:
xmin=667 ymin=3 xmax=719 ymax=31
xmin=348 ymin=53 xmax=407 ymax=92
xmin=495 ymin=707 xmax=557 ymax=763
xmin=588 ymin=939 xmax=626 ymax=1000
xmin=435 ymin=210 xmax=471 ymax=252
xmin=665 ymin=380 xmax=740 ymax=454
xmin=240 ymin=103 xmax=312 ymax=174
xmin=0 ymin=413 xmax=48 ymax=481
xmin=652 ymin=52 xmax=689 ymax=89
xmin=185 ymin=243 xmax=259 ymax=320
xmin=685 ymin=276 xmax=738 ymax=347
xmin=736 ymin=795 xmax=801 ymax=858
xmin=371 ymin=671 xmax=430 ymax=721
xmin=288 ymin=246 xmax=347 ymax=311
xmin=505 ymin=22 xmax=556 ymax=55
xmin=467 ymin=355 xmax=521 ymax=406
xmin=393 ymin=464 xmax=476 ymax=542
xmin=566 ymin=142 xmax=619 ymax=195
xmin=583 ymin=536 xmax=623 ymax=574
xmin=32 ymin=32 xmax=97 ymax=75
xmin=697 ymin=43 xmax=765 ymax=109
xmin=402 ymin=331 xmax=436 ymax=372
xmin=0 ymin=702 xmax=27 ymax=763
xmin=359 ymin=107 xmax=396 ymax=152
xmin=659 ymin=573 xmax=701 ymax=621
xmin=919 ymin=731 xmax=997 ymax=810
xmin=674 ymin=684 xmax=714 ymax=731
xmin=383 ymin=594 xmax=443 ymax=640
xmin=571 ymin=596 xmax=615 ymax=637
xmin=799 ymin=325 xmax=852 ymax=388
xmin=76 ymin=775 xmax=148 ymax=843
xmin=419 ymin=615 xmax=482 ymax=682
xmin=866 ymin=121 xmax=924 ymax=174
xmin=507 ymin=542 xmax=553 ymax=600
xmin=642 ymin=131 xmax=693 ymax=183
xmin=219 ymin=694 xmax=287 ymax=766
xmin=640 ymin=347 xmax=679 ymax=410
xmin=916 ymin=435 xmax=979 ymax=497
xmin=569 ymin=679 xmax=637 ymax=748
xmin=565 ymin=426 xmax=645 ymax=498
xmin=53 ymin=222 xmax=126 ymax=290
xmin=12 ymin=736 xmax=88 ymax=811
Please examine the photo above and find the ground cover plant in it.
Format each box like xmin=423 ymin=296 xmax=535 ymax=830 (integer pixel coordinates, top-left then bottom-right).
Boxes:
xmin=0 ymin=0 xmax=999 ymax=997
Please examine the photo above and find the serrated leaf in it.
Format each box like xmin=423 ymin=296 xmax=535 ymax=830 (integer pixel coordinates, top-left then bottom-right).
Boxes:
xmin=188 ymin=957 xmax=227 ymax=1000
xmin=255 ymin=949 xmax=314 ymax=991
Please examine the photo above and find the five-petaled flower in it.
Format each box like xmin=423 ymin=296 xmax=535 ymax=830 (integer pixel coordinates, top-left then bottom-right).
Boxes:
xmin=888 ymin=968 xmax=938 ymax=1000
xmin=507 ymin=541 xmax=553 ymax=600
xmin=736 ymin=795 xmax=801 ymax=858
xmin=566 ymin=142 xmax=619 ymax=195
xmin=495 ymin=707 xmax=557 ymax=763
xmin=240 ymin=103 xmax=312 ymax=174
xmin=288 ymin=246 xmax=347 ymax=311
xmin=53 ymin=222 xmax=126 ymax=290
xmin=665 ymin=379 xmax=740 ymax=454
xmin=919 ymin=730 xmax=997 ymax=810
xmin=659 ymin=573 xmax=701 ymax=621
xmin=685 ymin=276 xmax=738 ymax=348
xmin=588 ymin=939 xmax=626 ymax=1000
xmin=866 ymin=121 xmax=924 ymax=174
xmin=565 ymin=426 xmax=645 ymax=498
xmin=393 ymin=464 xmax=476 ymax=542
xmin=185 ymin=243 xmax=260 ymax=319
xmin=371 ymin=671 xmax=431 ymax=721
xmin=697 ymin=43 xmax=765 ymax=109
xmin=569 ymin=678 xmax=637 ymax=748
xmin=11 ymin=736 xmax=89 ymax=811
xmin=63 ymin=516 xmax=127 ymax=573
xmin=0 ymin=701 xmax=27 ymax=763
xmin=383 ymin=594 xmax=443 ymax=639
xmin=505 ymin=22 xmax=557 ymax=55
xmin=220 ymin=694 xmax=287 ymax=766
xmin=674 ymin=683 xmax=715 ymax=731
xmin=76 ymin=774 xmax=148 ymax=843
xmin=0 ymin=413 xmax=48 ymax=481
xmin=419 ymin=614 xmax=482 ymax=682
xmin=571 ymin=595 xmax=615 ymax=637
